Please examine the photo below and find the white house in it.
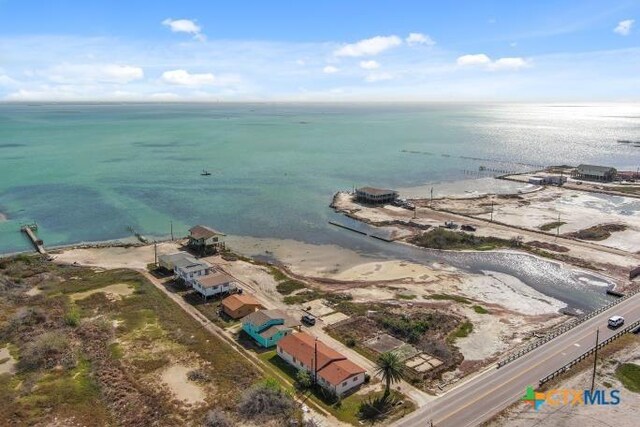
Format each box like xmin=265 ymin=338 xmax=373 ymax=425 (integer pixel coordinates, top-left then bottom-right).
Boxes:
xmin=276 ymin=332 xmax=366 ymax=396
xmin=192 ymin=272 xmax=238 ymax=299
xmin=174 ymin=256 xmax=212 ymax=284
xmin=158 ymin=252 xmax=191 ymax=271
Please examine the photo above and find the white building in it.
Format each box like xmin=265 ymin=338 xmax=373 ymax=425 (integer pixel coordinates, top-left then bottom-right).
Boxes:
xmin=174 ymin=256 xmax=212 ymax=284
xmin=192 ymin=272 xmax=238 ymax=299
xmin=277 ymin=332 xmax=366 ymax=396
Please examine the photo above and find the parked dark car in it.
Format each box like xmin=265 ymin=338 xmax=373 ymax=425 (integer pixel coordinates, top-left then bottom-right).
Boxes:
xmin=461 ymin=224 xmax=476 ymax=232
xmin=301 ymin=314 xmax=316 ymax=326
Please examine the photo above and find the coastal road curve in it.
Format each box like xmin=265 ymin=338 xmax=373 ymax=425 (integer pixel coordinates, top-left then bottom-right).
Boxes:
xmin=393 ymin=293 xmax=640 ymax=427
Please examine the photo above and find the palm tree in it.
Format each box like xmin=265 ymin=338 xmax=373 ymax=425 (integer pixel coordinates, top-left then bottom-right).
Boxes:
xmin=375 ymin=351 xmax=404 ymax=399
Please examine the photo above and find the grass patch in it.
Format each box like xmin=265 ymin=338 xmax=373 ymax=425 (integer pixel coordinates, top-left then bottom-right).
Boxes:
xmin=410 ymin=228 xmax=521 ymax=251
xmin=276 ymin=280 xmax=305 ymax=295
xmin=427 ymin=293 xmax=471 ymax=304
xmin=538 ymin=221 xmax=566 ymax=231
xmin=448 ymin=321 xmax=473 ymax=342
xmin=283 ymin=289 xmax=326 ymax=305
xmin=473 ymin=305 xmax=489 ymax=314
xmin=615 ymin=363 xmax=640 ymax=393
xmin=0 ymin=259 xmax=264 ymax=426
xmin=395 ymin=293 xmax=417 ymax=300
xmin=268 ymin=266 xmax=288 ymax=282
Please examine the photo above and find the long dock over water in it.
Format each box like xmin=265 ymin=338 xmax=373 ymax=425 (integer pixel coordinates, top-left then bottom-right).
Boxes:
xmin=20 ymin=223 xmax=47 ymax=255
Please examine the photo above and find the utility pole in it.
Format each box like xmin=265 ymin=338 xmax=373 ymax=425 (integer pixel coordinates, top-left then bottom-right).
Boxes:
xmin=170 ymin=220 xmax=174 ymax=241
xmin=490 ymin=201 xmax=494 ymax=222
xmin=556 ymin=212 xmax=561 ymax=241
xmin=154 ymin=242 xmax=158 ymax=266
xmin=313 ymin=337 xmax=318 ymax=385
xmin=591 ymin=327 xmax=600 ymax=392
xmin=430 ymin=187 xmax=434 ymax=205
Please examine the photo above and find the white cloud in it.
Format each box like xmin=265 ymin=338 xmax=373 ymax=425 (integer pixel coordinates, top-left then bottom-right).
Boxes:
xmin=359 ymin=60 xmax=380 ymax=70
xmin=47 ymin=64 xmax=144 ymax=84
xmin=334 ymin=35 xmax=402 ymax=57
xmin=323 ymin=65 xmax=339 ymax=74
xmin=162 ymin=18 xmax=205 ymax=41
xmin=406 ymin=33 xmax=435 ymax=46
xmin=365 ymin=72 xmax=393 ymax=83
xmin=456 ymin=54 xmax=492 ymax=66
xmin=614 ymin=19 xmax=634 ymax=36
xmin=161 ymin=69 xmax=239 ymax=86
xmin=0 ymin=74 xmax=17 ymax=86
xmin=296 ymin=59 xmax=306 ymax=66
xmin=457 ymin=54 xmax=529 ymax=71
xmin=489 ymin=57 xmax=530 ymax=71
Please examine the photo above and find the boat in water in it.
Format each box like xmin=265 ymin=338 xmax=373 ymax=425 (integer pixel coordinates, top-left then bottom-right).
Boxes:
xmin=201 ymin=169 xmax=211 ymax=176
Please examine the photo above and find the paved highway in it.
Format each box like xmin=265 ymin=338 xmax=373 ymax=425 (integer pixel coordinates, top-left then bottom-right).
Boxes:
xmin=394 ymin=294 xmax=640 ymax=427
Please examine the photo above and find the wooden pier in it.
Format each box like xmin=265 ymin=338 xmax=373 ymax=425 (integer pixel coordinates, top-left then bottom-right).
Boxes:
xmin=20 ymin=223 xmax=47 ymax=255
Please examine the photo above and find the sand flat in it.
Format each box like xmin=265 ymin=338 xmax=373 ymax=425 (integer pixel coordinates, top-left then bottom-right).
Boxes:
xmin=0 ymin=347 xmax=16 ymax=375
xmin=161 ymin=365 xmax=205 ymax=405
xmin=70 ymin=283 xmax=134 ymax=301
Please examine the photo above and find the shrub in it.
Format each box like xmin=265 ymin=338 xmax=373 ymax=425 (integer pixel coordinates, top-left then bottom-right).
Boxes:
xmin=358 ymin=394 xmax=396 ymax=422
xmin=473 ymin=305 xmax=488 ymax=314
xmin=364 ymin=373 xmax=371 ymax=383
xmin=345 ymin=336 xmax=356 ymax=348
xmin=295 ymin=369 xmax=312 ymax=390
xmin=188 ymin=369 xmax=211 ymax=383
xmin=237 ymin=383 xmax=296 ymax=420
xmin=203 ymin=409 xmax=232 ymax=427
xmin=276 ymin=280 xmax=305 ymax=295
xmin=18 ymin=331 xmax=72 ymax=371
xmin=64 ymin=305 xmax=81 ymax=327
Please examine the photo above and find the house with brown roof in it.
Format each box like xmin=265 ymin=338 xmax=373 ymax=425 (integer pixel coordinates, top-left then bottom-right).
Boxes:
xmin=276 ymin=332 xmax=366 ymax=396
xmin=188 ymin=225 xmax=226 ymax=255
xmin=192 ymin=271 xmax=239 ymax=300
xmin=242 ymin=309 xmax=301 ymax=348
xmin=221 ymin=294 xmax=263 ymax=319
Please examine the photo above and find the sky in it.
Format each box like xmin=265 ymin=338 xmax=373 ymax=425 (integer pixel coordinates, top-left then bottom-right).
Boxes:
xmin=0 ymin=0 xmax=638 ymax=102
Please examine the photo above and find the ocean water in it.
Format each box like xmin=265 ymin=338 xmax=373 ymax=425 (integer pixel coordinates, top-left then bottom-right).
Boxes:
xmin=1 ymin=102 xmax=639 ymax=309
xmin=2 ymin=102 xmax=639 ymax=254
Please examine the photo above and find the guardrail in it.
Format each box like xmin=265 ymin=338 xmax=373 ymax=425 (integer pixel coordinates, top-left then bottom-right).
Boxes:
xmin=497 ymin=288 xmax=640 ymax=369
xmin=539 ymin=319 xmax=640 ymax=386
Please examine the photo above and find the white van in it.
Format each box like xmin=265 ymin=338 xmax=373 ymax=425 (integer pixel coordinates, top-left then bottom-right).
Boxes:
xmin=608 ymin=315 xmax=625 ymax=328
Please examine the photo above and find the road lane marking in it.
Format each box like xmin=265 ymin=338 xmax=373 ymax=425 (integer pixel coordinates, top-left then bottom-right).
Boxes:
xmin=395 ymin=296 xmax=640 ymax=427
xmin=432 ymin=321 xmax=619 ymax=426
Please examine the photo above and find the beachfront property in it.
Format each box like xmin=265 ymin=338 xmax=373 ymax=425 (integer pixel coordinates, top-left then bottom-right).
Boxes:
xmin=158 ymin=252 xmax=191 ymax=272
xmin=192 ymin=271 xmax=239 ymax=300
xmin=241 ymin=309 xmax=301 ymax=347
xmin=355 ymin=187 xmax=399 ymax=205
xmin=221 ymin=294 xmax=263 ymax=319
xmin=188 ymin=225 xmax=226 ymax=255
xmin=528 ymin=175 xmax=568 ymax=186
xmin=571 ymin=164 xmax=617 ymax=182
xmin=277 ymin=332 xmax=366 ymax=396
xmin=174 ymin=256 xmax=212 ymax=284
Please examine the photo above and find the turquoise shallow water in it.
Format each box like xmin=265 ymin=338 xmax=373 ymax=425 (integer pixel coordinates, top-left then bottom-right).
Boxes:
xmin=2 ymin=102 xmax=638 ymax=311
xmin=1 ymin=102 xmax=639 ymax=253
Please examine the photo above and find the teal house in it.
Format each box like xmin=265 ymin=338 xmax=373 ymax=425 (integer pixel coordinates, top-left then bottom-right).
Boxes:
xmin=242 ymin=309 xmax=301 ymax=348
